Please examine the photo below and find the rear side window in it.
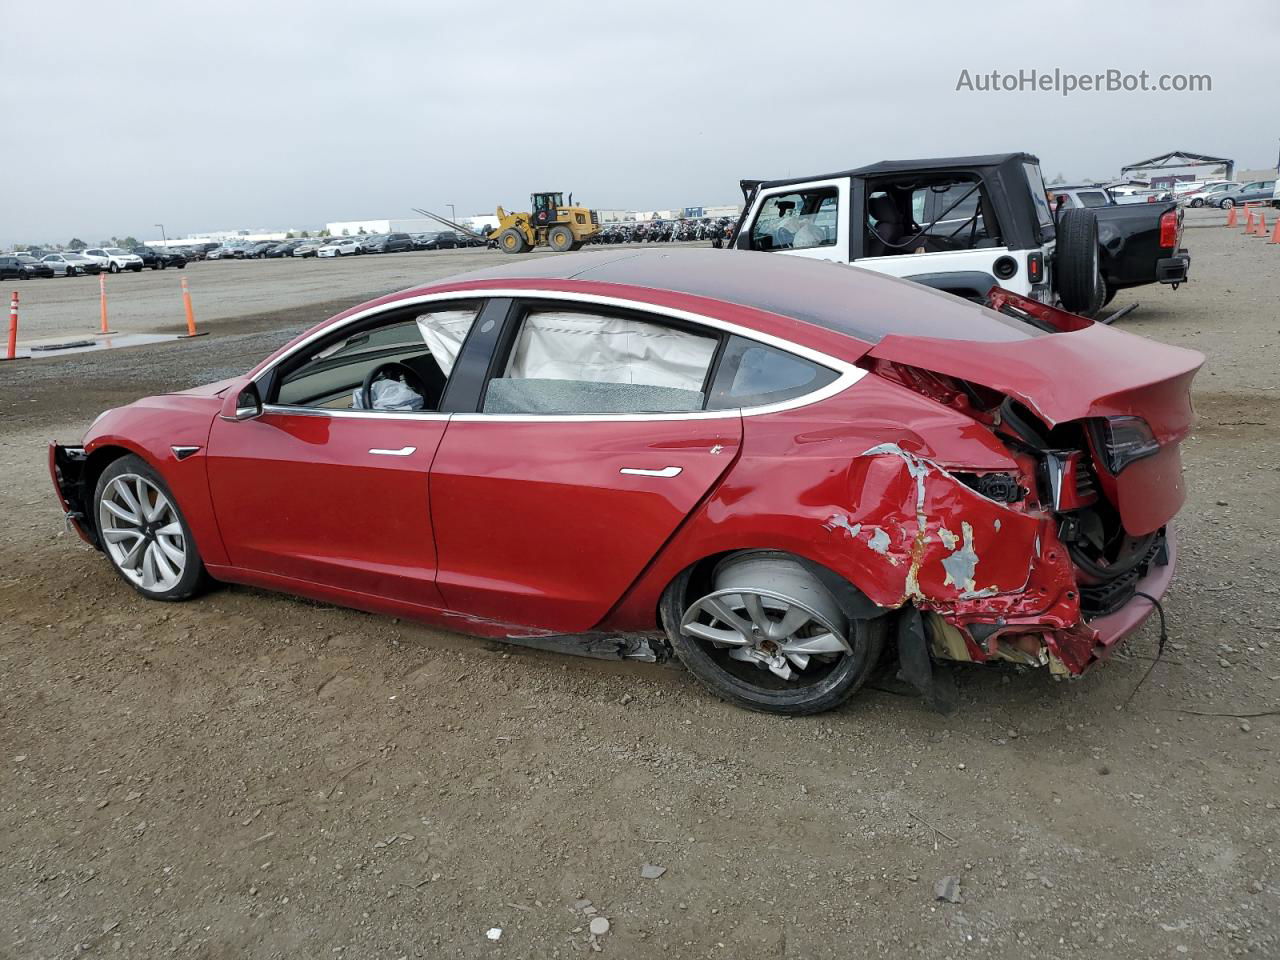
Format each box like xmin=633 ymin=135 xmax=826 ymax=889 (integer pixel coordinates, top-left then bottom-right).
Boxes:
xmin=484 ymin=308 xmax=718 ymax=415
xmin=1077 ymin=190 xmax=1109 ymax=207
xmin=707 ymin=337 xmax=838 ymax=410
xmin=1023 ymin=162 xmax=1055 ymax=228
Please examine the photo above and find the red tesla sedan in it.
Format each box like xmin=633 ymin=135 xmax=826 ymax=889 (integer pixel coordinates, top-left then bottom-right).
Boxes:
xmin=49 ymin=250 xmax=1202 ymax=714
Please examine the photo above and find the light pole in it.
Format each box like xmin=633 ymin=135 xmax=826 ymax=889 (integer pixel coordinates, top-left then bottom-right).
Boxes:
xmin=155 ymin=223 xmax=168 ymax=247
xmin=447 ymin=203 xmax=456 ymax=223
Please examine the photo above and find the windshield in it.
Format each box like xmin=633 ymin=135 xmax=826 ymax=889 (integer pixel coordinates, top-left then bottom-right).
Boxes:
xmin=105 ymin=248 xmax=128 ymax=255
xmin=65 ymin=253 xmax=88 ymax=261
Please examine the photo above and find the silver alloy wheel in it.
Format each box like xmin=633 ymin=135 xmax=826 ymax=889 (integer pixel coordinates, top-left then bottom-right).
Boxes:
xmin=680 ymin=587 xmax=851 ymax=682
xmin=98 ymin=473 xmax=186 ymax=592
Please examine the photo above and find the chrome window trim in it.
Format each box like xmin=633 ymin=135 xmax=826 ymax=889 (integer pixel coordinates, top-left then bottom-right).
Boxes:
xmin=254 ymin=288 xmax=866 ymax=423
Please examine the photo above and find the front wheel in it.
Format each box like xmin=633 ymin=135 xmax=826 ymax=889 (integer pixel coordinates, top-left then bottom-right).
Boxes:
xmin=94 ymin=454 xmax=207 ymax=601
xmin=109 ymin=263 xmax=120 ymax=273
xmin=662 ymin=551 xmax=886 ymax=715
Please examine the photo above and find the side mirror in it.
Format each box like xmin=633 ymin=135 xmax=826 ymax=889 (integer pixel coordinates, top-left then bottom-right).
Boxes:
xmin=220 ymin=380 xmax=263 ymax=421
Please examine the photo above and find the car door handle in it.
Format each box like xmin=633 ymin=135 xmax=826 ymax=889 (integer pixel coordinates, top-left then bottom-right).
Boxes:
xmin=369 ymin=446 xmax=416 ymax=457
xmin=619 ymin=466 xmax=682 ymax=478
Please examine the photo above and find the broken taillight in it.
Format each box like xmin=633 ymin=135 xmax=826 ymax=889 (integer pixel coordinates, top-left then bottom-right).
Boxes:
xmin=1093 ymin=416 xmax=1159 ymax=474
xmin=1158 ymin=209 xmax=1179 ymax=249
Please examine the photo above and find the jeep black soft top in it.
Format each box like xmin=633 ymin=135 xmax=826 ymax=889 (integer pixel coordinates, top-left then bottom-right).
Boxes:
xmin=738 ymin=152 xmax=1054 ymax=253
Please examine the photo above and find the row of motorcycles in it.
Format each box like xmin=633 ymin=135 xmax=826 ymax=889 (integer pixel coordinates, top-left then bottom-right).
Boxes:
xmin=590 ymin=217 xmax=735 ymax=248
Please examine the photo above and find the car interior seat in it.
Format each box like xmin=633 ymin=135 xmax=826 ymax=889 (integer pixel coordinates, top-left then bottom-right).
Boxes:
xmin=867 ymin=193 xmax=911 ymax=256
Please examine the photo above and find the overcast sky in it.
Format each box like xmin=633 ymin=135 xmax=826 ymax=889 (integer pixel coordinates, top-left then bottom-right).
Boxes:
xmin=2 ymin=0 xmax=1277 ymax=246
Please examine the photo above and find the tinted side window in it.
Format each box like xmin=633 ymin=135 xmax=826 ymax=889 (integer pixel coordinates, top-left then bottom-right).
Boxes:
xmin=483 ymin=307 xmax=718 ymax=415
xmin=1077 ymin=191 xmax=1109 ymax=207
xmin=707 ymin=337 xmax=838 ymax=410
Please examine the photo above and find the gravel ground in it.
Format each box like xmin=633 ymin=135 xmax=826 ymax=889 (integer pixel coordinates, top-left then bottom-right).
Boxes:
xmin=1 ymin=224 xmax=1276 ymax=959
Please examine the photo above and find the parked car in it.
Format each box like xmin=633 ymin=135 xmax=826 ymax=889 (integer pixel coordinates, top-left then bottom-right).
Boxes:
xmin=733 ymin=152 xmax=1189 ymax=317
xmin=317 ymin=238 xmax=362 ymax=258
xmin=361 ymin=233 xmax=414 ymax=254
xmin=82 ymin=247 xmax=145 ymax=273
xmin=0 ymin=255 xmax=29 ymax=280
xmin=265 ymin=241 xmax=303 ymax=258
xmin=241 ymin=241 xmax=277 ymax=259
xmin=292 ymin=240 xmax=326 ymax=258
xmin=17 ymin=254 xmax=55 ymax=278
xmin=1180 ymin=181 xmax=1240 ymax=207
xmin=49 ymin=249 xmax=1202 ymax=716
xmin=1211 ymin=179 xmax=1277 ymax=209
xmin=132 ymin=247 xmax=187 ymax=270
xmin=418 ymin=231 xmax=460 ymax=251
xmin=41 ymin=252 xmax=101 ymax=276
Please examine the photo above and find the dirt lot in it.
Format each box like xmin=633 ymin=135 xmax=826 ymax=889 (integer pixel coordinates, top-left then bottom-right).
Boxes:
xmin=2 ymin=224 xmax=1277 ymax=959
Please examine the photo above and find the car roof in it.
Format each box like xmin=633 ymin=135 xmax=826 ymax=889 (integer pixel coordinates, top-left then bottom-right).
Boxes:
xmin=750 ymin=152 xmax=1040 ymax=191
xmin=407 ymin=249 xmax=1043 ymax=347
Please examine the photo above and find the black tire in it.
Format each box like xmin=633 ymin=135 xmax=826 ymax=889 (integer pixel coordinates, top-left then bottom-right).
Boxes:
xmin=93 ymin=454 xmax=207 ymax=602
xmin=497 ymin=228 xmax=528 ymax=254
xmin=1054 ymin=208 xmax=1103 ymax=316
xmin=1220 ymin=197 xmax=1235 ymax=209
xmin=1190 ymin=198 xmax=1203 ymax=208
xmin=177 ymin=262 xmax=185 ymax=268
xmin=661 ymin=551 xmax=887 ymax=716
xmin=547 ymin=225 xmax=574 ymax=252
xmin=109 ymin=262 xmax=120 ymax=274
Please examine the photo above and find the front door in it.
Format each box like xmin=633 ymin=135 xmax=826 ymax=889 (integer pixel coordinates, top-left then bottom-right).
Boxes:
xmin=206 ymin=410 xmax=448 ymax=607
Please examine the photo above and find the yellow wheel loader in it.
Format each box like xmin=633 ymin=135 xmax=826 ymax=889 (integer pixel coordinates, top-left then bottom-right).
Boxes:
xmin=412 ymin=193 xmax=600 ymax=254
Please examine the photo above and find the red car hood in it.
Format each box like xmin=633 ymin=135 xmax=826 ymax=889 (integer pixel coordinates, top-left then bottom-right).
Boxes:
xmin=172 ymin=377 xmax=238 ymax=398
xmin=868 ymin=323 xmax=1203 ymax=441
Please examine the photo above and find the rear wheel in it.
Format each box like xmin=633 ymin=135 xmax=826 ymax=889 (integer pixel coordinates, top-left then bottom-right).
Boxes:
xmin=662 ymin=551 xmax=886 ymax=715
xmin=1220 ymin=197 xmax=1235 ymax=209
xmin=94 ymin=455 xmax=206 ymax=601
xmin=498 ymin=228 xmax=529 ymax=254
xmin=1054 ymin=208 xmax=1103 ymax=316
xmin=547 ymin=225 xmax=574 ymax=252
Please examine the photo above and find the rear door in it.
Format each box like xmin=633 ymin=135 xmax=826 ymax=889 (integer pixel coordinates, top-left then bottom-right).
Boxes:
xmin=430 ymin=298 xmax=742 ymax=633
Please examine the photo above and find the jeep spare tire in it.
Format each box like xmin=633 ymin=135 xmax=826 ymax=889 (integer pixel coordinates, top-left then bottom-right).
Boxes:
xmin=1054 ymin=208 xmax=1103 ymax=316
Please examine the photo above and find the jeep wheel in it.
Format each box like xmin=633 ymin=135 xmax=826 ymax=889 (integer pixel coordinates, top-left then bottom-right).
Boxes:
xmin=1055 ymin=208 xmax=1103 ymax=316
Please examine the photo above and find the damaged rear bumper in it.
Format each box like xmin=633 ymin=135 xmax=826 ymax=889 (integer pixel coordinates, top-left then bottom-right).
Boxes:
xmin=48 ymin=442 xmax=96 ymax=547
xmin=1074 ymin=526 xmax=1176 ymax=665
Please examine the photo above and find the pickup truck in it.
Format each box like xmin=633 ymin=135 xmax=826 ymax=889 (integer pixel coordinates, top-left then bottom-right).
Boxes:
xmin=731 ymin=152 xmax=1189 ymax=317
xmin=1051 ymin=186 xmax=1190 ymax=305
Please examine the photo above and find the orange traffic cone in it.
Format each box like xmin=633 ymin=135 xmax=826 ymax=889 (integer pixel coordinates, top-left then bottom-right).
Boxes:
xmin=1226 ymin=206 xmax=1239 ymax=227
xmin=1244 ymin=209 xmax=1255 ymax=232
xmin=1255 ymin=211 xmax=1268 ymax=236
xmin=1270 ymin=219 xmax=1280 ymax=244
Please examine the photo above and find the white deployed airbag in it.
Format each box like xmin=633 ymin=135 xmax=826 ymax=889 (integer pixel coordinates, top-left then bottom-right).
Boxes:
xmin=504 ymin=310 xmax=715 ymax=389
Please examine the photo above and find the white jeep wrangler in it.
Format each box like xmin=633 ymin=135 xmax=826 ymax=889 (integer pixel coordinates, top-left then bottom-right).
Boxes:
xmin=732 ymin=152 xmax=1104 ymax=315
